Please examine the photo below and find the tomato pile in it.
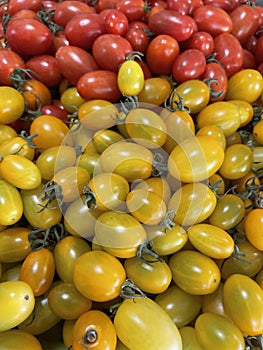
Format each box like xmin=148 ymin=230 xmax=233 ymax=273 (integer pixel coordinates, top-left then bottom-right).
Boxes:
xmin=1 ymin=0 xmax=263 ymax=349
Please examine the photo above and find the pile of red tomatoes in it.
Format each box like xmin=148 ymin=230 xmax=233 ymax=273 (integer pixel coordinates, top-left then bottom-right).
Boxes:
xmin=1 ymin=0 xmax=263 ymax=349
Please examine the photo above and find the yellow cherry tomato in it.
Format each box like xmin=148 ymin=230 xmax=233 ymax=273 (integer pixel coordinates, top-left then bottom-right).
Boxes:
xmin=60 ymin=86 xmax=86 ymax=113
xmin=0 ymin=227 xmax=31 ymax=263
xmin=0 ymin=124 xmax=17 ymax=145
xmin=253 ymin=119 xmax=263 ymax=146
xmin=114 ymin=295 xmax=182 ymax=350
xmin=179 ymin=326 xmax=203 ymax=350
xmin=138 ymin=77 xmax=171 ymax=105
xmin=196 ymin=124 xmax=226 ymax=149
xmin=0 ymin=86 xmax=25 ymax=124
xmin=0 ymin=134 xmax=35 ymax=160
xmin=93 ymin=129 xmax=124 ymax=154
xmin=0 ymin=329 xmax=43 ymax=350
xmin=0 ymin=179 xmax=23 ymax=226
xmin=225 ymin=69 xmax=263 ymax=103
xmin=169 ymin=250 xmax=221 ymax=295
xmin=117 ymin=59 xmax=144 ymax=96
xmin=168 ymin=135 xmax=225 ymax=182
xmin=228 ymin=99 xmax=254 ymax=127
xmin=0 ymin=154 xmax=41 ymax=190
xmin=0 ymin=280 xmax=35 ymax=332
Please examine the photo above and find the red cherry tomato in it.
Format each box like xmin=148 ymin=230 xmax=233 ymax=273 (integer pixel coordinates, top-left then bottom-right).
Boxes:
xmin=7 ymin=0 xmax=42 ymax=16
xmin=116 ymin=0 xmax=148 ymax=22
xmin=0 ymin=49 xmax=25 ymax=86
xmin=181 ymin=31 xmax=214 ymax=57
xmin=103 ymin=9 xmax=129 ymax=36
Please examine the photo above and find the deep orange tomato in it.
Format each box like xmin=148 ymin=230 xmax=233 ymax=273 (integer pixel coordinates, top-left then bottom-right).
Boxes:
xmin=72 ymin=310 xmax=117 ymax=350
xmin=73 ymin=250 xmax=126 ymax=302
xmin=19 ymin=248 xmax=55 ymax=297
xmin=169 ymin=250 xmax=221 ymax=295
xmin=244 ymin=208 xmax=263 ymax=250
xmin=20 ymin=79 xmax=52 ymax=110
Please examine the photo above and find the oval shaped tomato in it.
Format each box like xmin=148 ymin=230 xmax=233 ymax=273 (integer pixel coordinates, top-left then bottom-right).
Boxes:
xmin=244 ymin=208 xmax=263 ymax=251
xmin=137 ymin=77 xmax=171 ymax=105
xmin=187 ymin=223 xmax=234 ymax=259
xmin=98 ymin=140 xmax=153 ymax=182
xmin=0 ymin=179 xmax=23 ymax=226
xmin=6 ymin=18 xmax=53 ymax=57
xmin=55 ymin=45 xmax=99 ymax=86
xmin=169 ymin=250 xmax=221 ymax=295
xmin=0 ymin=134 xmax=35 ymax=160
xmin=0 ymin=280 xmax=35 ymax=332
xmin=20 ymin=248 xmax=55 ymax=297
xmin=181 ymin=31 xmax=214 ymax=56
xmin=117 ymin=59 xmax=144 ymax=96
xmin=73 ymin=250 xmax=126 ymax=302
xmin=179 ymin=326 xmax=203 ymax=350
xmin=196 ymin=125 xmax=226 ymax=149
xmin=0 ymin=227 xmax=31 ymax=263
xmin=0 ymin=154 xmax=41 ymax=190
xmin=0 ymin=86 xmax=25 ymax=124
xmin=155 ymin=285 xmax=202 ymax=328
xmin=195 ymin=312 xmax=245 ymax=350
xmin=93 ymin=129 xmax=124 ymax=153
xmin=0 ymin=125 xmax=17 ymax=145
xmin=60 ymin=86 xmax=86 ymax=113
xmin=225 ymin=69 xmax=263 ymax=103
xmin=0 ymin=49 xmax=25 ymax=86
xmin=77 ymin=70 xmax=121 ymax=102
xmin=223 ymin=274 xmax=263 ymax=336
xmin=114 ymin=296 xmax=182 ymax=350
xmin=72 ymin=310 xmax=116 ymax=350
xmin=168 ymin=135 xmax=224 ymax=183
xmin=0 ymin=329 xmax=42 ymax=350
xmin=168 ymin=182 xmax=217 ymax=227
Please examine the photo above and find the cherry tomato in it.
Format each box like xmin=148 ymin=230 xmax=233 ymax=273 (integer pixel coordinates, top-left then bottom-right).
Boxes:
xmin=125 ymin=107 xmax=167 ymax=148
xmin=225 ymin=68 xmax=263 ymax=103
xmin=155 ymin=285 xmax=202 ymax=328
xmin=125 ymin=26 xmax=150 ymax=54
xmin=219 ymin=143 xmax=253 ymax=180
xmin=145 ymin=34 xmax=180 ymax=75
xmin=187 ymin=223 xmax=234 ymax=259
xmin=208 ymin=194 xmax=245 ymax=230
xmin=116 ymin=0 xmax=147 ymax=22
xmin=168 ymin=135 xmax=224 ymax=183
xmin=124 ymin=255 xmax=172 ymax=294
xmin=103 ymin=9 xmax=129 ymax=36
xmin=133 ymin=176 xmax=172 ymax=204
xmin=0 ymin=154 xmax=41 ymax=190
xmin=0 ymin=86 xmax=25 ymax=124
xmin=93 ymin=129 xmax=124 ymax=153
xmin=94 ymin=211 xmax=147 ymax=258
xmin=179 ymin=327 xmax=203 ymax=350
xmin=0 ymin=134 xmax=35 ymax=160
xmin=6 ymin=18 xmax=53 ymax=57
xmin=60 ymin=86 xmax=86 ymax=113
xmin=72 ymin=310 xmax=117 ymax=350
xmin=21 ymin=183 xmax=62 ymax=230
xmin=77 ymin=70 xmax=121 ymax=102
xmin=0 ymin=49 xmax=25 ymax=86
xmin=169 ymin=249 xmax=221 ymax=295
xmin=0 ymin=227 xmax=31 ymax=263
xmin=244 ymin=208 xmax=263 ymax=251
xmin=73 ymin=250 xmax=126 ymax=302
xmin=92 ymin=33 xmax=133 ymax=72
xmin=0 ymin=179 xmax=23 ymax=226
xmin=196 ymin=125 xmax=226 ymax=149
xmin=29 ymin=115 xmax=70 ymax=150
xmin=195 ymin=312 xmax=245 ymax=350
xmin=48 ymin=282 xmax=92 ymax=320
xmin=7 ymin=0 xmax=42 ymax=15
xmin=20 ymin=248 xmax=55 ymax=297
xmin=114 ymin=295 xmax=182 ymax=350
xmin=168 ymin=182 xmax=217 ymax=227
xmin=223 ymin=274 xmax=263 ymax=336
xmin=117 ymin=59 xmax=144 ymax=96
xmin=65 ymin=12 xmax=105 ymax=50
xmin=55 ymin=45 xmax=99 ymax=86
xmin=0 ymin=329 xmax=42 ymax=350
xmin=137 ymin=77 xmax=171 ymax=105
xmin=0 ymin=124 xmax=17 ymax=145
xmin=181 ymin=31 xmax=214 ymax=56
xmin=98 ymin=140 xmax=153 ymax=182
xmin=0 ymin=280 xmax=35 ymax=332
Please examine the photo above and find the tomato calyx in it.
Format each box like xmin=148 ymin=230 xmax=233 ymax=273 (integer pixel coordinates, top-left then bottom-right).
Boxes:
xmin=245 ymin=334 xmax=263 ymax=350
xmin=206 ymin=53 xmax=225 ymax=69
xmin=37 ymin=9 xmax=64 ymax=35
xmin=159 ymin=209 xmax=177 ymax=230
xmin=82 ymin=185 xmax=97 ymax=210
xmin=136 ymin=240 xmax=163 ymax=264
xmin=10 ymin=68 xmax=42 ymax=91
xmin=37 ymin=180 xmax=64 ymax=211
xmin=83 ymin=329 xmax=98 ymax=346
xmin=120 ymin=278 xmax=147 ymax=299
xmin=202 ymin=78 xmax=224 ymax=99
xmin=164 ymin=89 xmax=191 ymax=114
xmin=125 ymin=51 xmax=144 ymax=62
xmin=152 ymin=152 xmax=168 ymax=177
xmin=18 ymin=130 xmax=38 ymax=150
xmin=120 ymin=95 xmax=139 ymax=115
xmin=28 ymin=223 xmax=67 ymax=251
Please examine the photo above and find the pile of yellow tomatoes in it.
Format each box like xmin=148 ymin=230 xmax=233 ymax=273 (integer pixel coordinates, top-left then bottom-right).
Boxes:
xmin=1 ymin=0 xmax=263 ymax=349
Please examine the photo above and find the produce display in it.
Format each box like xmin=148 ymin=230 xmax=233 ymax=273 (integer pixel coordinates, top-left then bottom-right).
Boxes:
xmin=1 ymin=0 xmax=263 ymax=349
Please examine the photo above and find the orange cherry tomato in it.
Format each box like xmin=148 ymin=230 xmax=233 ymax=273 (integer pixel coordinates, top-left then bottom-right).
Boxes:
xmin=244 ymin=208 xmax=263 ymax=250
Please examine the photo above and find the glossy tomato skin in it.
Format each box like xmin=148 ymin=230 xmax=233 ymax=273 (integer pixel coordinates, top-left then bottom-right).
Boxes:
xmin=137 ymin=77 xmax=171 ymax=105
xmin=230 ymin=4 xmax=259 ymax=44
xmin=193 ymin=5 xmax=232 ymax=37
xmin=55 ymin=45 xmax=99 ymax=86
xmin=0 ymin=179 xmax=23 ymax=226
xmin=0 ymin=49 xmax=25 ymax=86
xmin=169 ymin=250 xmax=221 ymax=295
xmin=124 ymin=26 xmax=150 ymax=54
xmin=114 ymin=297 xmax=182 ymax=350
xmin=7 ymin=0 xmax=42 ymax=15
xmin=72 ymin=310 xmax=117 ymax=350
xmin=213 ymin=33 xmax=243 ymax=77
xmin=0 ymin=329 xmax=42 ymax=350
xmin=116 ymin=0 xmax=147 ymax=22
xmin=117 ymin=59 xmax=144 ymax=96
xmin=200 ymin=62 xmax=228 ymax=102
xmin=223 ymin=274 xmax=263 ymax=336
xmin=64 ymin=12 xmax=105 ymax=50
xmin=73 ymin=250 xmax=126 ymax=302
xmin=77 ymin=70 xmax=121 ymax=102
xmin=0 ymin=86 xmax=25 ymax=124
xmin=145 ymin=34 xmax=180 ymax=75
xmin=0 ymin=281 xmax=35 ymax=332
xmin=148 ymin=9 xmax=195 ymax=42
xmin=172 ymin=49 xmax=206 ymax=83
xmin=0 ymin=227 xmax=31 ymax=264
xmin=6 ymin=18 xmax=53 ymax=58
xmin=92 ymin=34 xmax=133 ymax=72
xmin=103 ymin=9 xmax=129 ymax=36
xmin=244 ymin=208 xmax=263 ymax=251
xmin=181 ymin=31 xmax=214 ymax=56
